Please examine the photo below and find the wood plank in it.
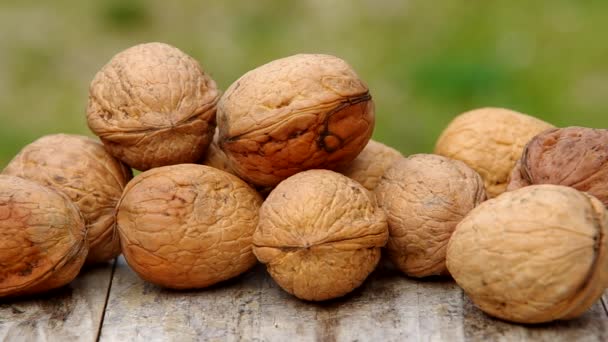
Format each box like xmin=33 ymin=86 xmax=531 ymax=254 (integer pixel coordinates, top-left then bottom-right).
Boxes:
xmin=0 ymin=261 xmax=115 ymax=342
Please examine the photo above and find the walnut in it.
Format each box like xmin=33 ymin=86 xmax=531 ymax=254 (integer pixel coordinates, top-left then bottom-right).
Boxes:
xmin=337 ymin=139 xmax=402 ymax=191
xmin=508 ymin=127 xmax=608 ymax=206
xmin=435 ymin=107 xmax=554 ymax=198
xmin=253 ymin=170 xmax=388 ymax=301
xmin=3 ymin=134 xmax=132 ymax=264
xmin=218 ymin=54 xmax=374 ymax=187
xmin=446 ymin=185 xmax=608 ymax=323
xmin=0 ymin=175 xmax=87 ymax=297
xmin=116 ymin=164 xmax=262 ymax=289
xmin=87 ymin=42 xmax=220 ymax=171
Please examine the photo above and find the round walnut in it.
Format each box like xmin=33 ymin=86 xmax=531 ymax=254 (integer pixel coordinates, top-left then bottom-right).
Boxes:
xmin=435 ymin=107 xmax=553 ymax=198
xmin=253 ymin=170 xmax=388 ymax=301
xmin=201 ymin=128 xmax=234 ymax=175
xmin=337 ymin=139 xmax=402 ymax=191
xmin=116 ymin=164 xmax=262 ymax=289
xmin=375 ymin=154 xmax=486 ymax=277
xmin=218 ymin=54 xmax=375 ymax=187
xmin=508 ymin=127 xmax=608 ymax=207
xmin=87 ymin=42 xmax=220 ymax=171
xmin=447 ymin=185 xmax=608 ymax=324
xmin=0 ymin=175 xmax=88 ymax=297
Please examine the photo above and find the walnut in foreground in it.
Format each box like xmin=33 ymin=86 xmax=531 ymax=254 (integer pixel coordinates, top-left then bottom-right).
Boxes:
xmin=337 ymin=139 xmax=402 ymax=191
xmin=446 ymin=185 xmax=608 ymax=323
xmin=253 ymin=170 xmax=388 ymax=301
xmin=116 ymin=164 xmax=262 ymax=289
xmin=375 ymin=154 xmax=485 ymax=277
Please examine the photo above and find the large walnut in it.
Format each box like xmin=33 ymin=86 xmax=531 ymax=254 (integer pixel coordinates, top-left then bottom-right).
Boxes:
xmin=375 ymin=154 xmax=486 ymax=277
xmin=0 ymin=175 xmax=88 ymax=297
xmin=337 ymin=139 xmax=402 ymax=191
xmin=447 ymin=185 xmax=608 ymax=323
xmin=3 ymin=134 xmax=132 ymax=264
xmin=116 ymin=164 xmax=262 ymax=289
xmin=218 ymin=54 xmax=374 ymax=187
xmin=508 ymin=127 xmax=608 ymax=206
xmin=253 ymin=170 xmax=388 ymax=301
xmin=435 ymin=107 xmax=553 ymax=198
xmin=87 ymin=42 xmax=220 ymax=171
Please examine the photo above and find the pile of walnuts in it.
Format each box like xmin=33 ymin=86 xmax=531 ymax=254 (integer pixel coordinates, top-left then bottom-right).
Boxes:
xmin=1 ymin=42 xmax=606 ymax=325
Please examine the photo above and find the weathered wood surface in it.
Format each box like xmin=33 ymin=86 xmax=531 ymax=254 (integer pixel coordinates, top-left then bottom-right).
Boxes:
xmin=0 ymin=261 xmax=115 ymax=342
xmin=100 ymin=257 xmax=608 ymax=342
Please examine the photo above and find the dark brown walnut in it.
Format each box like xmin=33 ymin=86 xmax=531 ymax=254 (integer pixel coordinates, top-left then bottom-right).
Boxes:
xmin=3 ymin=134 xmax=132 ymax=264
xmin=375 ymin=154 xmax=486 ymax=277
xmin=447 ymin=185 xmax=608 ymax=323
xmin=337 ymin=139 xmax=402 ymax=191
xmin=253 ymin=170 xmax=388 ymax=301
xmin=218 ymin=54 xmax=375 ymax=187
xmin=87 ymin=42 xmax=220 ymax=171
xmin=0 ymin=175 xmax=88 ymax=297
xmin=508 ymin=127 xmax=608 ymax=207
xmin=116 ymin=164 xmax=262 ymax=289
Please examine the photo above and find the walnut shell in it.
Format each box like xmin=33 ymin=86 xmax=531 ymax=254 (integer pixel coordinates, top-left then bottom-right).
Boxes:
xmin=337 ymin=139 xmax=402 ymax=191
xmin=435 ymin=107 xmax=554 ymax=198
xmin=508 ymin=127 xmax=608 ymax=207
xmin=87 ymin=42 xmax=220 ymax=171
xmin=0 ymin=175 xmax=88 ymax=297
xmin=375 ymin=154 xmax=486 ymax=277
xmin=3 ymin=134 xmax=132 ymax=264
xmin=201 ymin=128 xmax=234 ymax=175
xmin=116 ymin=164 xmax=262 ymax=289
xmin=218 ymin=54 xmax=374 ymax=187
xmin=446 ymin=185 xmax=608 ymax=323
xmin=253 ymin=170 xmax=388 ymax=301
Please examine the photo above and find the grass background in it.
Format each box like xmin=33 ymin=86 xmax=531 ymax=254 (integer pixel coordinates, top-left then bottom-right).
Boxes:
xmin=1 ymin=0 xmax=607 ymax=167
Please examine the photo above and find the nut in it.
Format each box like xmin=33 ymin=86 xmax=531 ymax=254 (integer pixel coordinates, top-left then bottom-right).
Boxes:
xmin=201 ymin=128 xmax=234 ymax=175
xmin=508 ymin=127 xmax=608 ymax=206
xmin=337 ymin=139 xmax=402 ymax=191
xmin=375 ymin=154 xmax=486 ymax=277
xmin=3 ymin=134 xmax=132 ymax=264
xmin=446 ymin=185 xmax=608 ymax=323
xmin=218 ymin=54 xmax=374 ymax=187
xmin=0 ymin=175 xmax=88 ymax=297
xmin=116 ymin=164 xmax=262 ymax=289
xmin=87 ymin=42 xmax=220 ymax=171
xmin=435 ymin=107 xmax=553 ymax=198
xmin=253 ymin=170 xmax=388 ymax=301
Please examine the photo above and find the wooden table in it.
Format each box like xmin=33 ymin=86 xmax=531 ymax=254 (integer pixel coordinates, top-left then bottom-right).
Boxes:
xmin=1 ymin=257 xmax=607 ymax=342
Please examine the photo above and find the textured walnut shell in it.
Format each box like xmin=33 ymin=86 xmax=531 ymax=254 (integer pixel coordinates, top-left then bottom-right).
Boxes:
xmin=0 ymin=176 xmax=88 ymax=297
xmin=116 ymin=164 xmax=262 ymax=289
xmin=435 ymin=107 xmax=553 ymax=198
xmin=508 ymin=127 xmax=608 ymax=207
xmin=87 ymin=42 xmax=220 ymax=171
xmin=3 ymin=134 xmax=132 ymax=264
xmin=218 ymin=54 xmax=374 ymax=187
xmin=253 ymin=170 xmax=388 ymax=301
xmin=375 ymin=154 xmax=486 ymax=277
xmin=446 ymin=185 xmax=608 ymax=323
xmin=337 ymin=139 xmax=402 ymax=191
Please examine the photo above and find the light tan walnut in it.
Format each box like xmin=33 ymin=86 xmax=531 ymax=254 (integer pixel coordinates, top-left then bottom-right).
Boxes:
xmin=218 ymin=54 xmax=374 ymax=187
xmin=435 ymin=107 xmax=553 ymax=198
xmin=447 ymin=185 xmax=608 ymax=323
xmin=87 ymin=42 xmax=220 ymax=171
xmin=375 ymin=154 xmax=486 ymax=277
xmin=253 ymin=170 xmax=388 ymax=301
xmin=337 ymin=139 xmax=402 ymax=191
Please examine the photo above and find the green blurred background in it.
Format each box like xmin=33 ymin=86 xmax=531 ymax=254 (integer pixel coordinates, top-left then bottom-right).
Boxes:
xmin=1 ymin=0 xmax=607 ymax=167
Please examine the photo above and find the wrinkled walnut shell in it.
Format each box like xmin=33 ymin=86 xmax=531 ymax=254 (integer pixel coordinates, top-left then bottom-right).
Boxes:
xmin=87 ymin=42 xmax=220 ymax=171
xmin=3 ymin=134 xmax=132 ymax=264
xmin=447 ymin=185 xmax=608 ymax=323
xmin=375 ymin=154 xmax=486 ymax=277
xmin=435 ymin=107 xmax=553 ymax=198
xmin=253 ymin=170 xmax=388 ymax=301
xmin=337 ymin=139 xmax=402 ymax=191
xmin=0 ymin=176 xmax=88 ymax=297
xmin=218 ymin=54 xmax=375 ymax=187
xmin=116 ymin=164 xmax=262 ymax=289
xmin=508 ymin=127 xmax=608 ymax=207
